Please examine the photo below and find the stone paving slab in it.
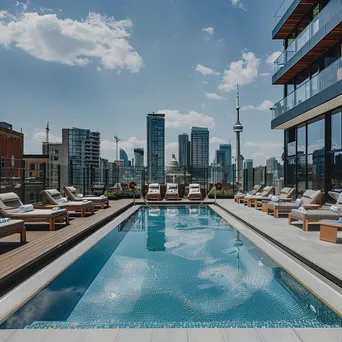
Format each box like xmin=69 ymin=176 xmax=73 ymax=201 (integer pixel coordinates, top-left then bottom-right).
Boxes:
xmin=217 ymin=199 xmax=342 ymax=286
xmin=1 ymin=328 xmax=342 ymax=342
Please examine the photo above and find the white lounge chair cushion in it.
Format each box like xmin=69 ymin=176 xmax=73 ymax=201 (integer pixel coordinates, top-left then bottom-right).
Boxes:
xmin=331 ymin=205 xmax=341 ymax=213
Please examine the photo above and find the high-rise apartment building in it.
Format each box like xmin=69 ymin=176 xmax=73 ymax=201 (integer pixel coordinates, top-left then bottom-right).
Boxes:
xmin=215 ymin=144 xmax=232 ymax=182
xmin=271 ymin=0 xmax=342 ymax=199
xmin=62 ymin=128 xmax=101 ymax=192
xmin=243 ymin=159 xmax=253 ymax=191
xmin=191 ymin=127 xmax=209 ymax=184
xmin=178 ymin=133 xmax=190 ymax=169
xmin=134 ymin=148 xmax=144 ymax=167
xmin=147 ymin=113 xmax=165 ymax=183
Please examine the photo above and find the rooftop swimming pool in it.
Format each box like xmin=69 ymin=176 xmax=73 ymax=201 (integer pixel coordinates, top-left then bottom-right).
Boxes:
xmin=1 ymin=206 xmax=342 ymax=329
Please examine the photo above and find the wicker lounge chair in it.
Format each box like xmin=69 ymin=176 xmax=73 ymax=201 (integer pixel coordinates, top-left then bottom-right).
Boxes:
xmin=234 ymin=185 xmax=263 ymax=204
xmin=165 ymin=183 xmax=179 ymax=200
xmin=146 ymin=184 xmax=161 ymax=201
xmin=0 ymin=216 xmax=26 ymax=244
xmin=0 ymin=193 xmax=69 ymax=231
xmin=188 ymin=184 xmax=202 ymax=201
xmin=40 ymin=189 xmax=94 ymax=217
xmin=267 ymin=190 xmax=322 ymax=218
xmin=64 ymin=186 xmax=109 ymax=209
xmin=244 ymin=186 xmax=274 ymax=207
xmin=289 ymin=193 xmax=342 ymax=231
xmin=256 ymin=187 xmax=295 ymax=210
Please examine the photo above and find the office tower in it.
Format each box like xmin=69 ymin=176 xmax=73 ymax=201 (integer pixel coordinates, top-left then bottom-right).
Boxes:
xmin=120 ymin=149 xmax=129 ymax=167
xmin=178 ymin=133 xmax=190 ymax=169
xmin=134 ymin=148 xmax=144 ymax=167
xmin=254 ymin=165 xmax=266 ymax=186
xmin=147 ymin=113 xmax=165 ymax=183
xmin=271 ymin=0 xmax=342 ymax=199
xmin=215 ymin=144 xmax=232 ymax=182
xmin=62 ymin=128 xmax=101 ymax=193
xmin=191 ymin=127 xmax=209 ymax=184
xmin=243 ymin=159 xmax=253 ymax=191
xmin=266 ymin=157 xmax=277 ymax=173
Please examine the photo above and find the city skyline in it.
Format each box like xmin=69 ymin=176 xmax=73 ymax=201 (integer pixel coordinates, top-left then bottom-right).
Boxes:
xmin=0 ymin=0 xmax=285 ymax=166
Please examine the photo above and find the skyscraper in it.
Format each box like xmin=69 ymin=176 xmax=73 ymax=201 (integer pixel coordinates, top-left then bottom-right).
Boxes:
xmin=178 ymin=133 xmax=190 ymax=169
xmin=134 ymin=148 xmax=144 ymax=167
xmin=191 ymin=127 xmax=209 ymax=168
xmin=243 ymin=159 xmax=253 ymax=191
xmin=215 ymin=144 xmax=232 ymax=182
xmin=191 ymin=127 xmax=209 ymax=183
xmin=120 ymin=148 xmax=129 ymax=167
xmin=147 ymin=113 xmax=165 ymax=183
xmin=62 ymin=127 xmax=100 ymax=193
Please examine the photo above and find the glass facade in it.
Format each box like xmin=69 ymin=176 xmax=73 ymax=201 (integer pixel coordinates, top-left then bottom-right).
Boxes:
xmin=191 ymin=127 xmax=209 ymax=183
xmin=146 ymin=114 xmax=165 ymax=183
xmin=284 ymin=107 xmax=342 ymax=198
xmin=178 ymin=133 xmax=190 ymax=168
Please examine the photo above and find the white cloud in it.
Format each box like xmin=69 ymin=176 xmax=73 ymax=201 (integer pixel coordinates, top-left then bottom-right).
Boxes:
xmin=32 ymin=129 xmax=61 ymax=143
xmin=218 ymin=52 xmax=260 ymax=92
xmin=201 ymin=27 xmax=214 ymax=35
xmin=15 ymin=1 xmax=28 ymax=11
xmin=266 ymin=51 xmax=282 ymax=64
xmin=204 ymin=92 xmax=226 ymax=101
xmin=231 ymin=0 xmax=246 ymax=10
xmin=202 ymin=81 xmax=208 ymax=84
xmin=210 ymin=137 xmax=227 ymax=144
xmin=241 ymin=100 xmax=274 ymax=111
xmin=260 ymin=72 xmax=271 ymax=77
xmin=158 ymin=109 xmax=215 ymax=129
xmin=101 ymin=136 xmax=145 ymax=160
xmin=0 ymin=11 xmax=143 ymax=72
xmin=195 ymin=64 xmax=219 ymax=76
xmin=166 ymin=142 xmax=178 ymax=151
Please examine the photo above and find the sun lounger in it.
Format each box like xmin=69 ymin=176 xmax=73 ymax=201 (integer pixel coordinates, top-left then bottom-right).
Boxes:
xmin=40 ymin=189 xmax=94 ymax=217
xmin=319 ymin=220 xmax=342 ymax=243
xmin=289 ymin=193 xmax=342 ymax=231
xmin=188 ymin=184 xmax=202 ymax=200
xmin=165 ymin=183 xmax=179 ymax=200
xmin=0 ymin=217 xmax=26 ymax=244
xmin=234 ymin=185 xmax=263 ymax=204
xmin=256 ymin=187 xmax=295 ymax=210
xmin=0 ymin=192 xmax=69 ymax=231
xmin=64 ymin=186 xmax=109 ymax=209
xmin=244 ymin=186 xmax=274 ymax=207
xmin=146 ymin=184 xmax=161 ymax=201
xmin=267 ymin=190 xmax=322 ymax=218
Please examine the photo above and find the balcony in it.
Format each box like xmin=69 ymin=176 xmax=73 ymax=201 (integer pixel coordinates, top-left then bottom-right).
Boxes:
xmin=274 ymin=0 xmax=342 ymax=84
xmin=273 ymin=0 xmax=317 ymax=39
xmin=272 ymin=56 xmax=342 ymax=128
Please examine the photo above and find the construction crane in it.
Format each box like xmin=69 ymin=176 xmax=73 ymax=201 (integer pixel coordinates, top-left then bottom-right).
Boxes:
xmin=46 ymin=121 xmax=50 ymax=143
xmin=114 ymin=135 xmax=122 ymax=161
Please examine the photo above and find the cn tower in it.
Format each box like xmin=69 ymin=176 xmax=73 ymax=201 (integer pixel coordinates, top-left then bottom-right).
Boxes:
xmin=233 ymin=85 xmax=243 ymax=189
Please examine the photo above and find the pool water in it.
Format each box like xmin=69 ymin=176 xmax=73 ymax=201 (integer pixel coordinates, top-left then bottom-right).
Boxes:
xmin=2 ymin=207 xmax=342 ymax=329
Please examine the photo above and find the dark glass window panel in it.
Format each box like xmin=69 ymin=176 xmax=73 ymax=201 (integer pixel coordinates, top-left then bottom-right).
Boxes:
xmin=332 ymin=152 xmax=342 ymax=192
xmin=308 ymin=152 xmax=325 ymax=192
xmin=286 ymin=157 xmax=296 ymax=188
xmin=308 ymin=118 xmax=325 ymax=154
xmin=296 ymin=155 xmax=307 ymax=197
xmin=331 ymin=111 xmax=342 ymax=151
xmin=297 ymin=125 xmax=306 ymax=154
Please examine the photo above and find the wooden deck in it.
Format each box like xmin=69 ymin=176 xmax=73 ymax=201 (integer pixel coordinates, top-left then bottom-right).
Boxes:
xmin=0 ymin=199 xmax=133 ymax=296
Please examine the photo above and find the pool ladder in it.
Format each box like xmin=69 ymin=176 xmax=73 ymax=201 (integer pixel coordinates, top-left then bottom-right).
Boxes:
xmin=199 ymin=186 xmax=217 ymax=208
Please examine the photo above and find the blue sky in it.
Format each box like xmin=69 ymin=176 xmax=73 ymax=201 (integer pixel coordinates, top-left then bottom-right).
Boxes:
xmin=0 ymin=0 xmax=285 ymax=165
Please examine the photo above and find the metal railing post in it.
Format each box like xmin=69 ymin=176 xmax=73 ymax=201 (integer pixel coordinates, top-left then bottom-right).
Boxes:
xmin=21 ymin=159 xmax=26 ymax=204
xmin=0 ymin=154 xmax=2 ymax=194
xmin=57 ymin=164 xmax=61 ymax=192
xmin=42 ymin=163 xmax=47 ymax=190
xmin=69 ymin=161 xmax=73 ymax=186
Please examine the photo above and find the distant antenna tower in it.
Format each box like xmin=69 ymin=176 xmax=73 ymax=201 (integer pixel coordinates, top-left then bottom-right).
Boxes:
xmin=114 ymin=135 xmax=122 ymax=161
xmin=46 ymin=121 xmax=50 ymax=143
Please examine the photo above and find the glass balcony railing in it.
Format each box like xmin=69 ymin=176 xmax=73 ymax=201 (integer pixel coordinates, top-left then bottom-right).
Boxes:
xmin=272 ymin=56 xmax=342 ymax=119
xmin=274 ymin=0 xmax=342 ymax=73
xmin=274 ymin=0 xmax=295 ymax=29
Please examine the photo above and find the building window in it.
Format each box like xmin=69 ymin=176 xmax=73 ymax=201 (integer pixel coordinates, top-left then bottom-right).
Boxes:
xmin=29 ymin=163 xmax=36 ymax=171
xmin=332 ymin=152 xmax=342 ymax=192
xmin=308 ymin=117 xmax=325 ymax=154
xmin=286 ymin=128 xmax=296 ymax=156
xmin=286 ymin=157 xmax=296 ymax=188
xmin=1 ymin=158 xmax=5 ymax=168
xmin=297 ymin=124 xmax=306 ymax=154
xmin=331 ymin=109 xmax=342 ymax=151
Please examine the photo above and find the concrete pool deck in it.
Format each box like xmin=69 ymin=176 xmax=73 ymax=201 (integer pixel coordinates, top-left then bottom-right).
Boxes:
xmin=217 ymin=199 xmax=342 ymax=287
xmin=1 ymin=328 xmax=342 ymax=341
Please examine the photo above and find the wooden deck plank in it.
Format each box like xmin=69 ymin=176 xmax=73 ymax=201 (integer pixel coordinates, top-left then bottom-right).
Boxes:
xmin=0 ymin=200 xmax=133 ymax=293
